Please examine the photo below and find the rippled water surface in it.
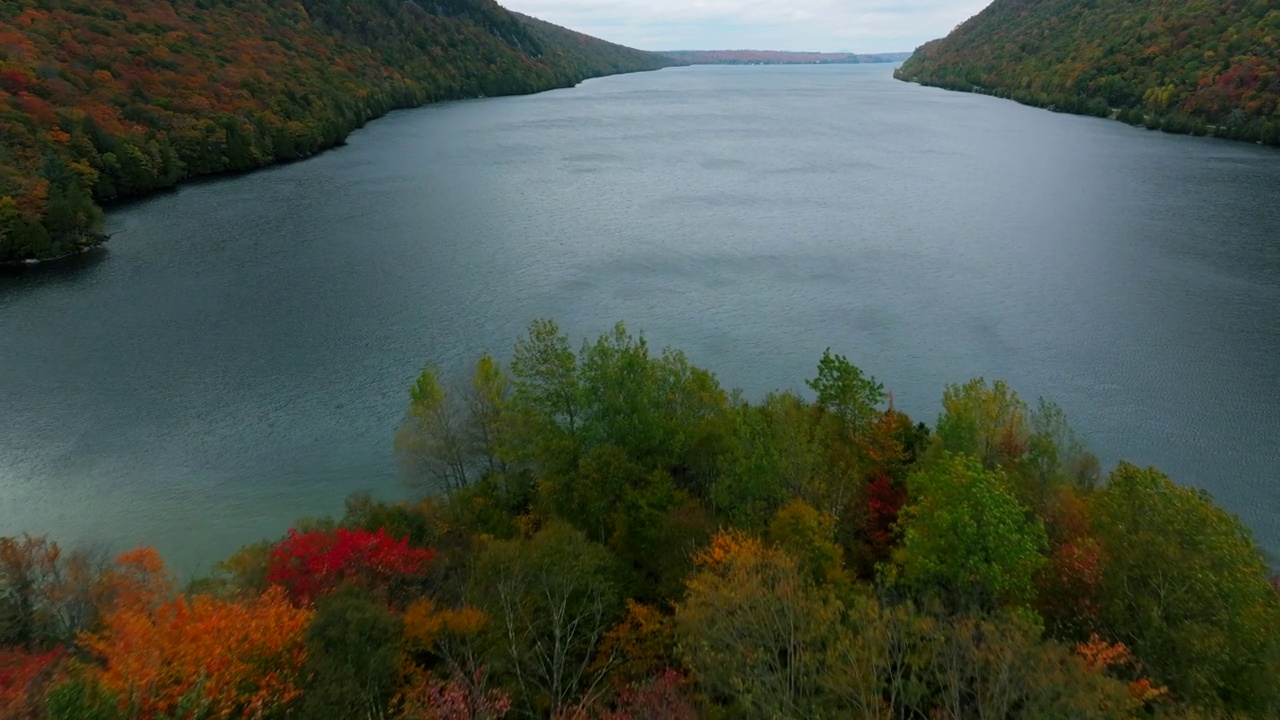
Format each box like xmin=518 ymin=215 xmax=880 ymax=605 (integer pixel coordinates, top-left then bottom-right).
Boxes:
xmin=2 ymin=65 xmax=1278 ymax=571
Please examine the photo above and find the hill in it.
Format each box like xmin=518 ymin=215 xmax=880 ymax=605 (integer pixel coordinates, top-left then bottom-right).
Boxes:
xmin=0 ymin=0 xmax=675 ymax=263
xmin=667 ymin=50 xmax=911 ymax=65
xmin=894 ymin=0 xmax=1280 ymax=144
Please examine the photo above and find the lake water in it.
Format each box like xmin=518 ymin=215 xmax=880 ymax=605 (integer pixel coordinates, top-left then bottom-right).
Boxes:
xmin=2 ymin=65 xmax=1278 ymax=573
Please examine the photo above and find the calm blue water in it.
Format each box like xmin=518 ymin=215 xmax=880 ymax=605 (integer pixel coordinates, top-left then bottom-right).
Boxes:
xmin=2 ymin=65 xmax=1278 ymax=572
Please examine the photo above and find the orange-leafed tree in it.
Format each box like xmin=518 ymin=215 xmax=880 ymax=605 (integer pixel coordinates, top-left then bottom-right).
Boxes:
xmin=80 ymin=584 xmax=312 ymax=718
xmin=1074 ymin=634 xmax=1169 ymax=707
xmin=97 ymin=547 xmax=172 ymax=614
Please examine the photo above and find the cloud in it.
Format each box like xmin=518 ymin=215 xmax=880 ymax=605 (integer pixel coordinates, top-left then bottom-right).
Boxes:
xmin=503 ymin=0 xmax=992 ymax=53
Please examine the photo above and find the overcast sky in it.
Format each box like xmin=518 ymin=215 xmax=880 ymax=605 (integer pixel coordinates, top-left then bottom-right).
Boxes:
xmin=503 ymin=0 xmax=992 ymax=54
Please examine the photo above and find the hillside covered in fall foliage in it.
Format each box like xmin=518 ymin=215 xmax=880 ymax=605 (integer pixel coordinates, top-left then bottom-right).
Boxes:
xmin=894 ymin=0 xmax=1280 ymax=144
xmin=0 ymin=0 xmax=675 ymax=264
xmin=3 ymin=320 xmax=1279 ymax=719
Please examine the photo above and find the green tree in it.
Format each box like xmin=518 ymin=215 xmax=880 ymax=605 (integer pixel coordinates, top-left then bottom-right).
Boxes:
xmin=469 ymin=523 xmax=622 ymax=717
xmin=537 ymin=443 xmax=642 ymax=544
xmin=510 ymin=319 xmax=583 ymax=469
xmin=887 ymin=453 xmax=1047 ymax=608
xmin=712 ymin=400 xmax=793 ymax=529
xmin=806 ymin=348 xmax=885 ymax=432
xmin=576 ymin=322 xmax=664 ymax=463
xmin=297 ymin=585 xmax=403 ymax=720
xmin=39 ymin=156 xmax=102 ymax=248
xmin=574 ymin=322 xmax=732 ymax=479
xmin=1028 ymin=398 xmax=1100 ymax=494
xmin=466 ymin=353 xmax=512 ymax=478
xmin=1092 ymin=463 xmax=1280 ymax=714
xmin=395 ymin=365 xmax=470 ymax=496
xmin=45 ymin=677 xmax=123 ymax=720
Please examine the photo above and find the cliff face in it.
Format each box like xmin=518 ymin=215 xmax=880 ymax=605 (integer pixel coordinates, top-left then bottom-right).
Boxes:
xmin=0 ymin=0 xmax=675 ymax=262
xmin=895 ymin=0 xmax=1280 ymax=143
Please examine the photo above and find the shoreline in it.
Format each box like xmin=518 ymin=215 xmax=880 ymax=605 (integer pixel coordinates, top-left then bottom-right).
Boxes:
xmin=6 ymin=65 xmax=677 ymax=266
xmin=0 ymin=234 xmax=110 ymax=270
xmin=894 ymin=73 xmax=1280 ymax=150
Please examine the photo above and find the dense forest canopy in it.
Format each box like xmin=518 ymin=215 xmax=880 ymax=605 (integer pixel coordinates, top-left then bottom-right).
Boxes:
xmin=3 ymin=320 xmax=1278 ymax=718
xmin=894 ymin=0 xmax=1280 ymax=144
xmin=0 ymin=0 xmax=675 ymax=264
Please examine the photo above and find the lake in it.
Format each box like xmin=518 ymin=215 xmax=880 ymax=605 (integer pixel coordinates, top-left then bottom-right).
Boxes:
xmin=1 ymin=65 xmax=1277 ymax=573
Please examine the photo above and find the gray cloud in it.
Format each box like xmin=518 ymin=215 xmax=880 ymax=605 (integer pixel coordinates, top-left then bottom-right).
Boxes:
xmin=504 ymin=0 xmax=991 ymax=53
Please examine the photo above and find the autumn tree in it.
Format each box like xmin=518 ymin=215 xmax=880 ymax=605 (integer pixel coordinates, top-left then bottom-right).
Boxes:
xmin=0 ymin=535 xmax=108 ymax=649
xmin=767 ymin=500 xmax=852 ymax=597
xmin=402 ymin=597 xmax=494 ymax=703
xmin=591 ymin=601 xmax=678 ymax=689
xmin=0 ymin=645 xmax=66 ymax=720
xmin=265 ymin=527 xmax=434 ymax=605
xmin=199 ymin=540 xmax=273 ymax=598
xmin=78 ymin=584 xmax=311 ymax=719
xmin=555 ymin=670 xmax=695 ymax=720
xmin=395 ymin=670 xmax=512 ymax=720
xmin=932 ymin=378 xmax=1030 ymax=472
xmin=823 ymin=596 xmax=1140 ymax=719
xmin=676 ymin=531 xmax=840 ymax=719
xmin=1035 ymin=484 xmax=1106 ymax=639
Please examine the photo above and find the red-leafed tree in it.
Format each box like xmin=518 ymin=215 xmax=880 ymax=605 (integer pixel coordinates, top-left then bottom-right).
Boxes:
xmin=0 ymin=646 xmax=65 ymax=720
xmin=555 ymin=670 xmax=696 ymax=720
xmin=396 ymin=670 xmax=512 ymax=720
xmin=1038 ymin=537 xmax=1104 ymax=639
xmin=861 ymin=474 xmax=906 ymax=563
xmin=266 ymin=528 xmax=434 ymax=605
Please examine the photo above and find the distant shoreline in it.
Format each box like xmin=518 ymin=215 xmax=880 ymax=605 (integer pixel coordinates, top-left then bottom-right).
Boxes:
xmin=663 ymin=50 xmax=911 ymax=65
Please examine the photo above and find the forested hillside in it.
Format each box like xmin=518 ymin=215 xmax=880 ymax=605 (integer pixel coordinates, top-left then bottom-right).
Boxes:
xmin=0 ymin=1 xmax=674 ymax=263
xmin=4 ymin=320 xmax=1278 ymax=719
xmin=895 ymin=0 xmax=1280 ymax=144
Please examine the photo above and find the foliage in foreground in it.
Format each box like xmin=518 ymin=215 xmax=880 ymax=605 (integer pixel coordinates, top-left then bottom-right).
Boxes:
xmin=2 ymin=319 xmax=1279 ymax=719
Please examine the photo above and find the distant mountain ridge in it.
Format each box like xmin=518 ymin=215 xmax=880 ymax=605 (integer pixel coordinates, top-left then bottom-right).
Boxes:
xmin=666 ymin=50 xmax=911 ymax=65
xmin=894 ymin=0 xmax=1280 ymax=145
xmin=0 ymin=0 xmax=676 ymax=263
